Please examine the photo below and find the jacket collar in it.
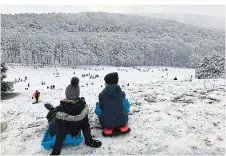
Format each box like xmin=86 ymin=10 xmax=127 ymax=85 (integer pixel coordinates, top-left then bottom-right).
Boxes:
xmin=56 ymin=104 xmax=89 ymax=122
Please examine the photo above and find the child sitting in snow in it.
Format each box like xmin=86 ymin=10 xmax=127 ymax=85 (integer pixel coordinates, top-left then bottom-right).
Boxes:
xmin=95 ymin=72 xmax=130 ymax=135
xmin=44 ymin=77 xmax=102 ymax=155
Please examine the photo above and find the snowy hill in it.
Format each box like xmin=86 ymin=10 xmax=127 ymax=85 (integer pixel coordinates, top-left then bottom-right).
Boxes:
xmin=1 ymin=12 xmax=225 ymax=68
xmin=140 ymin=13 xmax=225 ymax=31
xmin=1 ymin=65 xmax=225 ymax=155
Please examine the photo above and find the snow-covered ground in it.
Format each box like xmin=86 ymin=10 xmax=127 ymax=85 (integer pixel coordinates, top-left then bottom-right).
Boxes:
xmin=1 ymin=65 xmax=225 ymax=155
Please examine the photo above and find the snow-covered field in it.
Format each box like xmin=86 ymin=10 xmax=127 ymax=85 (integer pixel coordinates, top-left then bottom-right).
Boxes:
xmin=1 ymin=65 xmax=225 ymax=155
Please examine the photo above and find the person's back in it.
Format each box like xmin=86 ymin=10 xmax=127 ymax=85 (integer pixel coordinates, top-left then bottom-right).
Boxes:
xmin=49 ymin=98 xmax=91 ymax=139
xmin=45 ymin=77 xmax=101 ymax=155
xmin=99 ymin=84 xmax=127 ymax=128
xmin=35 ymin=90 xmax=40 ymax=98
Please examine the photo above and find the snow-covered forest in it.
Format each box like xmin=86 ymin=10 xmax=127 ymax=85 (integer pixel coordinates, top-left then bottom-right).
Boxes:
xmin=196 ymin=54 xmax=225 ymax=79
xmin=1 ymin=12 xmax=225 ymax=67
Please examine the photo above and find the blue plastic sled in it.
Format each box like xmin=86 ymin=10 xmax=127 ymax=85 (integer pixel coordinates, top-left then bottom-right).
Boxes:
xmin=41 ymin=126 xmax=83 ymax=150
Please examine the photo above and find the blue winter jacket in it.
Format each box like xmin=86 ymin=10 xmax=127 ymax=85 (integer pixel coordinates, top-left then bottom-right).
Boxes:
xmin=95 ymin=99 xmax=130 ymax=117
xmin=96 ymin=84 xmax=129 ymax=129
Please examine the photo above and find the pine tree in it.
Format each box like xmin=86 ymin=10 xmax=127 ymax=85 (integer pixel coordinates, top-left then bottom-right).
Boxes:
xmin=1 ymin=62 xmax=14 ymax=93
xmin=195 ymin=54 xmax=225 ymax=79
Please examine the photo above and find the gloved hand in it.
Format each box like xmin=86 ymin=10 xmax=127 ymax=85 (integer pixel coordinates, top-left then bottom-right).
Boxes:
xmin=85 ymin=139 xmax=102 ymax=148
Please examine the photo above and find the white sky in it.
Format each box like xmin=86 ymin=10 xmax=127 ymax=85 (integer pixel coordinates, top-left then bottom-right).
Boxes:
xmin=1 ymin=5 xmax=225 ymax=19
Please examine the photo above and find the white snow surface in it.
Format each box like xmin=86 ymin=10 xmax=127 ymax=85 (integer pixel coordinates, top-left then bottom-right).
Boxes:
xmin=1 ymin=65 xmax=225 ymax=155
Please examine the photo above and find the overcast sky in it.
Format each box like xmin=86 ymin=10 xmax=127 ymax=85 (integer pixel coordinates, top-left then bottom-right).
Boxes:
xmin=1 ymin=5 xmax=225 ymax=19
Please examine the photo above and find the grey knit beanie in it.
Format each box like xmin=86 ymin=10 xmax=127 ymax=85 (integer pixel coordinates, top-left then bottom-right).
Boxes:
xmin=65 ymin=77 xmax=80 ymax=100
xmin=65 ymin=84 xmax=80 ymax=100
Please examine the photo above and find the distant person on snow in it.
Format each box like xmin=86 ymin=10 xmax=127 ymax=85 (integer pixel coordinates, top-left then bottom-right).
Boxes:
xmin=33 ymin=90 xmax=40 ymax=103
xmin=95 ymin=72 xmax=130 ymax=135
xmin=44 ymin=77 xmax=101 ymax=155
xmin=190 ymin=75 xmax=193 ymax=81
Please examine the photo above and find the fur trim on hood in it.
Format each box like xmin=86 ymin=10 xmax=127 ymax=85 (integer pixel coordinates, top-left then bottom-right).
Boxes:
xmin=56 ymin=104 xmax=89 ymax=122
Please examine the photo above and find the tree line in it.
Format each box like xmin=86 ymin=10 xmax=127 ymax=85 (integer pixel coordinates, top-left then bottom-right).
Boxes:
xmin=1 ymin=12 xmax=225 ymax=68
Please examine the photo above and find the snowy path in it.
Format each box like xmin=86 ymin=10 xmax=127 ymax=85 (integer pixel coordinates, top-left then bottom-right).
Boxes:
xmin=1 ymin=66 xmax=225 ymax=155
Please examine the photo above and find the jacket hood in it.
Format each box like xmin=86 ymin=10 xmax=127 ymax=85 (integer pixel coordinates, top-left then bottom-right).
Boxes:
xmin=60 ymin=99 xmax=84 ymax=113
xmin=56 ymin=104 xmax=89 ymax=122
xmin=55 ymin=98 xmax=88 ymax=122
xmin=102 ymin=84 xmax=122 ymax=98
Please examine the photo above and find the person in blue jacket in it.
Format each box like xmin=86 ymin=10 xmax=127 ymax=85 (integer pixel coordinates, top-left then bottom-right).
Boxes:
xmin=95 ymin=72 xmax=130 ymax=129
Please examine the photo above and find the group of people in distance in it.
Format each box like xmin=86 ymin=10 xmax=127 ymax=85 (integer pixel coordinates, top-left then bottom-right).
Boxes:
xmin=44 ymin=72 xmax=131 ymax=155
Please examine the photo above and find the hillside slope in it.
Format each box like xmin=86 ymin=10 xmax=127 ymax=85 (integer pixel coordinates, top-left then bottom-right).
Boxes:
xmin=1 ymin=12 xmax=225 ymax=67
xmin=1 ymin=66 xmax=225 ymax=155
